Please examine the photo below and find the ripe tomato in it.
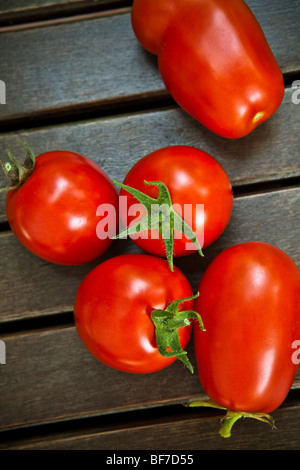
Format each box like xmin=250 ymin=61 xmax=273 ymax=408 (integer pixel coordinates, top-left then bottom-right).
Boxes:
xmin=74 ymin=254 xmax=203 ymax=373
xmin=116 ymin=146 xmax=233 ymax=270
xmin=131 ymin=0 xmax=284 ymax=138
xmin=4 ymin=146 xmax=118 ymax=265
xmin=192 ymin=242 xmax=300 ymax=436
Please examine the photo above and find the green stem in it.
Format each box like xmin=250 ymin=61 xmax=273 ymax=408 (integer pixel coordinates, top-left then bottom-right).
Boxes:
xmin=0 ymin=139 xmax=36 ymax=192
xmin=187 ymin=399 xmax=275 ymax=438
xmin=113 ymin=179 xmax=204 ymax=272
xmin=219 ymin=412 xmax=244 ymax=438
xmin=151 ymin=291 xmax=205 ymax=373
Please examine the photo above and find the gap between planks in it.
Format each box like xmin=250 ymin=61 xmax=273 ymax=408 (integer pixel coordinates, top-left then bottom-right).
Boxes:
xmin=0 ymin=389 xmax=300 ymax=450
xmin=0 ymin=1 xmax=132 ymax=30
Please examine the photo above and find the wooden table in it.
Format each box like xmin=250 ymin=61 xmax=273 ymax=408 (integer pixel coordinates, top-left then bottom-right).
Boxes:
xmin=0 ymin=0 xmax=299 ymax=451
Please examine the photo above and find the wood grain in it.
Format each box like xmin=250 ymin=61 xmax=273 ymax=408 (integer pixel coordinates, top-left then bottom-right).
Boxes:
xmin=0 ymin=320 xmax=299 ymax=434
xmin=0 ymin=325 xmax=203 ymax=431
xmin=0 ymin=0 xmax=299 ymax=450
xmin=0 ymin=87 xmax=299 ymax=222
xmin=0 ymin=1 xmax=131 ymax=25
xmin=0 ymin=10 xmax=162 ymax=123
xmin=0 ymin=1 xmax=299 ymax=124
xmin=0 ymin=188 xmax=299 ymax=433
xmin=0 ymin=187 xmax=299 ymax=323
xmin=3 ymin=401 xmax=300 ymax=450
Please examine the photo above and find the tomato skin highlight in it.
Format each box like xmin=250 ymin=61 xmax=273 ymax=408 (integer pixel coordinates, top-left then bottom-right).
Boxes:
xmin=74 ymin=254 xmax=195 ymax=374
xmin=194 ymin=242 xmax=300 ymax=413
xmin=131 ymin=0 xmax=284 ymax=139
xmin=118 ymin=145 xmax=233 ymax=259
xmin=6 ymin=150 xmax=118 ymax=265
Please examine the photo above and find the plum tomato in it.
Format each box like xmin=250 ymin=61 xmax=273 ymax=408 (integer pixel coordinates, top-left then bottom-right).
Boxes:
xmin=114 ymin=145 xmax=233 ymax=271
xmin=191 ymin=241 xmax=300 ymax=437
xmin=131 ymin=0 xmax=284 ymax=138
xmin=74 ymin=253 xmax=204 ymax=373
xmin=1 ymin=142 xmax=118 ymax=265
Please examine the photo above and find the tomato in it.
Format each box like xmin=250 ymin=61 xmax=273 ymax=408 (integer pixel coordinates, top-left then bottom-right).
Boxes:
xmin=3 ymin=143 xmax=118 ymax=265
xmin=192 ymin=241 xmax=300 ymax=437
xmin=131 ymin=0 xmax=284 ymax=139
xmin=74 ymin=254 xmax=204 ymax=373
xmin=115 ymin=145 xmax=233 ymax=270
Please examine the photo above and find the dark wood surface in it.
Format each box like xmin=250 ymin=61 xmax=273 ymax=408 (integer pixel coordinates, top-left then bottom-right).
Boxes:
xmin=0 ymin=0 xmax=299 ymax=451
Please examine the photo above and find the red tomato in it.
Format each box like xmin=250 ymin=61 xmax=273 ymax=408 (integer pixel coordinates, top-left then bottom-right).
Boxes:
xmin=193 ymin=242 xmax=300 ymax=435
xmin=117 ymin=146 xmax=233 ymax=266
xmin=5 ymin=149 xmax=118 ymax=265
xmin=131 ymin=0 xmax=284 ymax=138
xmin=74 ymin=254 xmax=200 ymax=373
xmin=131 ymin=0 xmax=178 ymax=55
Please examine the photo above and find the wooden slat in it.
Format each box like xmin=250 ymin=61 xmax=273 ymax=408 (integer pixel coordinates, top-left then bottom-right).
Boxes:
xmin=0 ymin=323 xmax=299 ymax=434
xmin=0 ymin=1 xmax=131 ymax=25
xmin=0 ymin=234 xmax=138 ymax=322
xmin=249 ymin=0 xmax=300 ymax=75
xmin=0 ymin=324 xmax=205 ymax=431
xmin=0 ymin=1 xmax=299 ymax=124
xmin=0 ymin=187 xmax=299 ymax=432
xmin=0 ymin=187 xmax=299 ymax=321
xmin=0 ymin=87 xmax=299 ymax=222
xmin=0 ymin=0 xmax=299 ymax=451
xmin=0 ymin=0 xmax=129 ymax=14
xmin=3 ymin=401 xmax=300 ymax=450
xmin=0 ymin=10 xmax=162 ymax=124
xmin=0 ymin=187 xmax=299 ymax=323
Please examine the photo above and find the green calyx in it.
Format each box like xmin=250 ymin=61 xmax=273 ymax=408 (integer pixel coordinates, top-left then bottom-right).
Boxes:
xmin=151 ymin=291 xmax=205 ymax=374
xmin=113 ymin=179 xmax=204 ymax=272
xmin=0 ymin=139 xmax=36 ymax=192
xmin=187 ymin=399 xmax=276 ymax=438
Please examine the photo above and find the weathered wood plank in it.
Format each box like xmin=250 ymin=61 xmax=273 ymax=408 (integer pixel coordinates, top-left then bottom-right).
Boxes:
xmin=0 ymin=324 xmax=204 ymax=431
xmin=0 ymin=234 xmax=138 ymax=322
xmin=0 ymin=187 xmax=299 ymax=322
xmin=249 ymin=0 xmax=300 ymax=75
xmin=3 ymin=401 xmax=300 ymax=450
xmin=0 ymin=10 xmax=162 ymax=124
xmin=0 ymin=1 xmax=299 ymax=123
xmin=0 ymin=0 xmax=298 ymax=452
xmin=0 ymin=87 xmax=299 ymax=222
xmin=0 ymin=187 xmax=298 ymax=431
xmin=0 ymin=322 xmax=299 ymax=434
xmin=0 ymin=0 xmax=130 ymax=21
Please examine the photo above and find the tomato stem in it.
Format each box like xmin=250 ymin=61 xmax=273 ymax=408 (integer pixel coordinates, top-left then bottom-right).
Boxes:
xmin=151 ymin=291 xmax=205 ymax=373
xmin=219 ymin=412 xmax=244 ymax=438
xmin=188 ymin=399 xmax=275 ymax=438
xmin=0 ymin=139 xmax=35 ymax=192
xmin=112 ymin=179 xmax=204 ymax=272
